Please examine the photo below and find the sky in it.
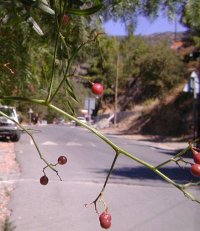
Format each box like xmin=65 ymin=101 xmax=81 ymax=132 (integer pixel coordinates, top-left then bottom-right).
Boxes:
xmin=103 ymin=15 xmax=187 ymax=36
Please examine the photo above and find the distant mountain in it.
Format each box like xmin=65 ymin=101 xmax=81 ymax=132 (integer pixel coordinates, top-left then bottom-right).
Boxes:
xmin=113 ymin=31 xmax=190 ymax=45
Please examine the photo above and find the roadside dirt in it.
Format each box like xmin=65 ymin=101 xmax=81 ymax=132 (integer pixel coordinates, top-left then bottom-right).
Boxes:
xmin=0 ymin=141 xmax=20 ymax=230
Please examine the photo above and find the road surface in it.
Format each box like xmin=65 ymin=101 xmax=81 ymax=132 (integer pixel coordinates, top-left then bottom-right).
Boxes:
xmin=8 ymin=125 xmax=200 ymax=231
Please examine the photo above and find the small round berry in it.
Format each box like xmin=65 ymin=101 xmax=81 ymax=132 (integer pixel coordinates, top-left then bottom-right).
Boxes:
xmin=191 ymin=164 xmax=200 ymax=177
xmin=40 ymin=175 xmax=49 ymax=185
xmin=58 ymin=14 xmax=70 ymax=25
xmin=91 ymin=83 xmax=104 ymax=95
xmin=58 ymin=155 xmax=67 ymax=165
xmin=62 ymin=14 xmax=70 ymax=25
xmin=99 ymin=211 xmax=112 ymax=229
xmin=193 ymin=153 xmax=200 ymax=164
xmin=99 ymin=212 xmax=112 ymax=222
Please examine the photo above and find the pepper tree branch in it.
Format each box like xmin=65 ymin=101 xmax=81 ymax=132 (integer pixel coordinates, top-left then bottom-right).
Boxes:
xmin=0 ymin=97 xmax=199 ymax=203
xmin=48 ymin=32 xmax=104 ymax=103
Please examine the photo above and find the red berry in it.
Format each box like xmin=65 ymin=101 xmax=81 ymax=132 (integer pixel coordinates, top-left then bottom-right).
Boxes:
xmin=40 ymin=175 xmax=49 ymax=185
xmin=191 ymin=164 xmax=200 ymax=177
xmin=91 ymin=83 xmax=104 ymax=95
xmin=193 ymin=153 xmax=200 ymax=164
xmin=63 ymin=14 xmax=70 ymax=25
xmin=58 ymin=156 xmax=67 ymax=165
xmin=99 ymin=211 xmax=111 ymax=229
xmin=58 ymin=14 xmax=70 ymax=25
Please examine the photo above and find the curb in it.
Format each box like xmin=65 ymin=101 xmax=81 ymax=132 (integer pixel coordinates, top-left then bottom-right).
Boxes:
xmin=99 ymin=129 xmax=188 ymax=151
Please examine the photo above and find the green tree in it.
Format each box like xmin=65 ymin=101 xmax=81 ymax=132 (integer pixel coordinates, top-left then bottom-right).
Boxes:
xmin=119 ymin=35 xmax=148 ymax=87
xmin=102 ymin=0 xmax=187 ymax=29
xmin=0 ymin=0 xmax=103 ymax=117
xmin=116 ymin=37 xmax=185 ymax=108
xmin=181 ymin=1 xmax=200 ymax=48
xmin=137 ymin=42 xmax=185 ymax=99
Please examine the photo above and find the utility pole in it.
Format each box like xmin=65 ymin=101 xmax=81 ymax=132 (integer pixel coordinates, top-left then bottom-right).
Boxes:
xmin=114 ymin=53 xmax=119 ymax=127
xmin=174 ymin=14 xmax=177 ymax=42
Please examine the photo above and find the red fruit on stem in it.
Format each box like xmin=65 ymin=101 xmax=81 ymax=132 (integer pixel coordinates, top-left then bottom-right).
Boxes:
xmin=40 ymin=175 xmax=49 ymax=185
xmin=63 ymin=14 xmax=70 ymax=25
xmin=58 ymin=155 xmax=67 ymax=165
xmin=191 ymin=164 xmax=200 ymax=177
xmin=91 ymin=83 xmax=104 ymax=95
xmin=99 ymin=211 xmax=112 ymax=229
xmin=99 ymin=212 xmax=112 ymax=222
xmin=193 ymin=153 xmax=200 ymax=164
xmin=191 ymin=147 xmax=199 ymax=156
xmin=58 ymin=14 xmax=70 ymax=25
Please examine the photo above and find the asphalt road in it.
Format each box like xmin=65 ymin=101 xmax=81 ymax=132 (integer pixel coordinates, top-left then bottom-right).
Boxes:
xmin=8 ymin=124 xmax=200 ymax=231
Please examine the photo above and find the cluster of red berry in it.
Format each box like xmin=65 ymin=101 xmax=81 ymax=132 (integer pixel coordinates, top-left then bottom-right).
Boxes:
xmin=99 ymin=210 xmax=112 ymax=229
xmin=40 ymin=155 xmax=68 ymax=185
xmin=191 ymin=147 xmax=200 ymax=177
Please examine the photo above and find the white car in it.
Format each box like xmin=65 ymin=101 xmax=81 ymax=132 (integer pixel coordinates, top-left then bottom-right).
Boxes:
xmin=0 ymin=106 xmax=21 ymax=141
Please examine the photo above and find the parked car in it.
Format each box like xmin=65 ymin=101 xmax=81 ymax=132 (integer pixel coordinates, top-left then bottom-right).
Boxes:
xmin=0 ymin=106 xmax=21 ymax=142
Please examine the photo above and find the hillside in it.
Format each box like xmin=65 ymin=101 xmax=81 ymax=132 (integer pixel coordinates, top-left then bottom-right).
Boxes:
xmin=114 ymin=31 xmax=189 ymax=45
xmin=99 ymin=85 xmax=195 ymax=141
xmin=99 ymin=31 xmax=198 ymax=141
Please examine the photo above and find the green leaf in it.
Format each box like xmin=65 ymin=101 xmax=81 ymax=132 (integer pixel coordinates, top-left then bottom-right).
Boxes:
xmin=37 ymin=1 xmax=55 ymax=15
xmin=66 ymin=100 xmax=75 ymax=116
xmin=65 ymin=78 xmax=79 ymax=103
xmin=27 ymin=17 xmax=44 ymax=36
xmin=65 ymin=4 xmax=103 ymax=16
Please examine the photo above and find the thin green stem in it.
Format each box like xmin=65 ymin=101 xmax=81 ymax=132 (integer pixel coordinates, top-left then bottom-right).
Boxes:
xmin=46 ymin=12 xmax=61 ymax=102
xmin=155 ymin=145 xmax=191 ymax=169
xmin=48 ymin=104 xmax=180 ymax=188
xmin=0 ymin=111 xmax=58 ymax=174
xmin=47 ymin=104 xmax=181 ymax=180
xmin=48 ymin=41 xmax=86 ymax=103
xmin=46 ymin=35 xmax=59 ymax=102
xmin=50 ymin=104 xmax=175 ymax=188
xmin=49 ymin=103 xmax=121 ymax=150
xmin=87 ymin=151 xmax=120 ymax=214
xmin=0 ymin=96 xmax=46 ymax=105
xmin=182 ymin=181 xmax=200 ymax=188
xmin=101 ymin=151 xmax=120 ymax=193
xmin=48 ymin=33 xmax=104 ymax=103
xmin=118 ymin=148 xmax=200 ymax=203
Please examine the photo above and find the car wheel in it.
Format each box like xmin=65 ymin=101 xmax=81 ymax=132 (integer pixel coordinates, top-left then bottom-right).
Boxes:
xmin=10 ymin=132 xmax=21 ymax=142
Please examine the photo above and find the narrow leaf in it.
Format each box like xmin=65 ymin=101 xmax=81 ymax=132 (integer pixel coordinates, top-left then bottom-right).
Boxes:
xmin=65 ymin=4 xmax=103 ymax=16
xmin=37 ymin=2 xmax=55 ymax=15
xmin=66 ymin=100 xmax=75 ymax=116
xmin=66 ymin=78 xmax=78 ymax=103
xmin=27 ymin=17 xmax=44 ymax=36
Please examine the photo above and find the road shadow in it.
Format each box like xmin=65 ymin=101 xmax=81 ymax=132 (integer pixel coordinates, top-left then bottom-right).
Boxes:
xmin=95 ymin=166 xmax=199 ymax=184
xmin=148 ymin=147 xmax=193 ymax=158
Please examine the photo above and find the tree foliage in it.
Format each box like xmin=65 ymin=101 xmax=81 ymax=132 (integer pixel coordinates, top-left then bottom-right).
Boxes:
xmin=0 ymin=0 xmax=103 ymax=117
xmin=102 ymin=0 xmax=187 ymax=28
xmin=0 ymin=0 xmax=199 ymax=117
xmin=136 ymin=42 xmax=184 ymax=99
xmin=180 ymin=1 xmax=200 ymax=48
